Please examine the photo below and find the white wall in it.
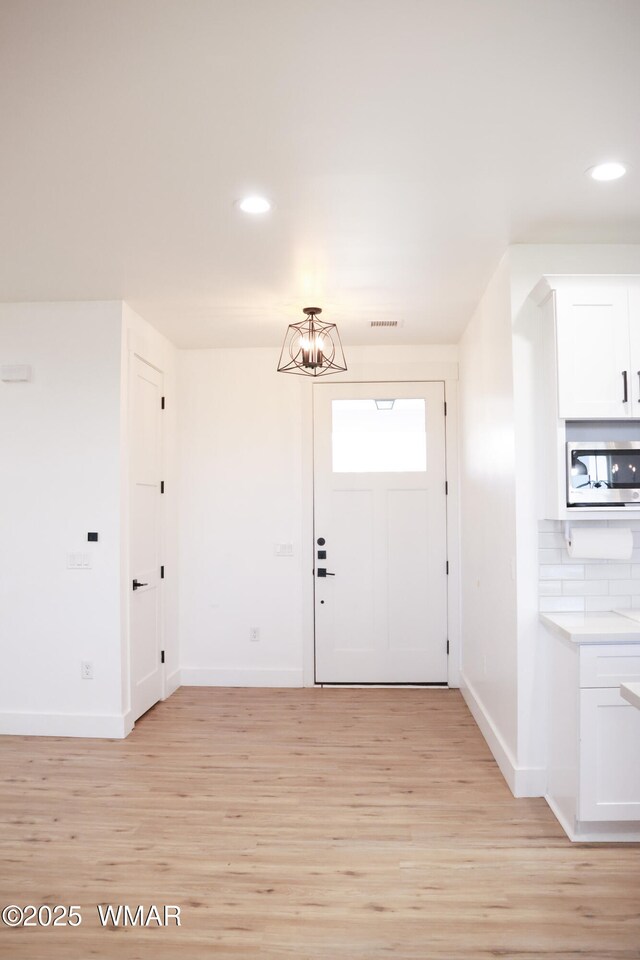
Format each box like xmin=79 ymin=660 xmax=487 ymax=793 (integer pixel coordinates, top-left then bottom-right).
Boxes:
xmin=0 ymin=302 xmax=125 ymax=736
xmin=457 ymin=256 xmax=521 ymax=788
xmin=177 ymin=344 xmax=459 ymax=687
xmin=178 ymin=348 xmax=306 ymax=685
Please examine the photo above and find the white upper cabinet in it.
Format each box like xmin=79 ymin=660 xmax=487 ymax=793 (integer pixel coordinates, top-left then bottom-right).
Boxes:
xmin=629 ymin=285 xmax=640 ymax=418
xmin=549 ymin=280 xmax=640 ymax=419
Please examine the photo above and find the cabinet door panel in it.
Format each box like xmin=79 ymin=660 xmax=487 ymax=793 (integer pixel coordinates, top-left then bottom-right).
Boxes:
xmin=579 ymin=687 xmax=640 ymax=821
xmin=629 ymin=285 xmax=640 ymax=409
xmin=556 ymin=287 xmax=631 ymax=419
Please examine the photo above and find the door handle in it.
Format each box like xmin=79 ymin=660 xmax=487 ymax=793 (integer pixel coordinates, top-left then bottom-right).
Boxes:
xmin=317 ymin=568 xmax=335 ymax=577
xmin=132 ymin=579 xmax=148 ymax=590
xmin=637 ymin=371 xmax=640 ymax=400
xmin=622 ymin=370 xmax=629 ymax=403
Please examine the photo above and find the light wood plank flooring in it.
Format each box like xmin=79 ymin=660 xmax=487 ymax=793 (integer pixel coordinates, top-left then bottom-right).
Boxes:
xmin=1 ymin=687 xmax=639 ymax=959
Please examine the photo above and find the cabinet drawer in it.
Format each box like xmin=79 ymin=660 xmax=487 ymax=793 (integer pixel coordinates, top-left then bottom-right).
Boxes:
xmin=579 ymin=643 xmax=640 ymax=688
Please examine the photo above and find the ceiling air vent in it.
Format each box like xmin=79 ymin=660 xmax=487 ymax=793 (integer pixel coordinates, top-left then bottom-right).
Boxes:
xmin=370 ymin=319 xmax=404 ymax=328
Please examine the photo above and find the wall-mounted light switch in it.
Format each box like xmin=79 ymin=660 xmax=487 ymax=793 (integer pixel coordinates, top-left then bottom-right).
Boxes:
xmin=67 ymin=553 xmax=91 ymax=569
xmin=274 ymin=543 xmax=294 ymax=557
xmin=1 ymin=364 xmax=31 ymax=382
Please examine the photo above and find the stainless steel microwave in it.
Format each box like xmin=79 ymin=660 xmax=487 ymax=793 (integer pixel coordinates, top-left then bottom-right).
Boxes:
xmin=567 ymin=441 xmax=640 ymax=506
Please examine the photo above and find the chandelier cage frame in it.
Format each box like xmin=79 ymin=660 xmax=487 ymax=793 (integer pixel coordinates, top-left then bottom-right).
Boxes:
xmin=277 ymin=307 xmax=348 ymax=378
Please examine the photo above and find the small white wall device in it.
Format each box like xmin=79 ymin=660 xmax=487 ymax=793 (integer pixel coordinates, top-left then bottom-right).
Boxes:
xmin=1 ymin=364 xmax=32 ymax=382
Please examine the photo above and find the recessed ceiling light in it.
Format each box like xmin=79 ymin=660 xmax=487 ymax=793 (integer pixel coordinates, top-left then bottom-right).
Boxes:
xmin=238 ymin=196 xmax=271 ymax=214
xmin=588 ymin=162 xmax=627 ymax=182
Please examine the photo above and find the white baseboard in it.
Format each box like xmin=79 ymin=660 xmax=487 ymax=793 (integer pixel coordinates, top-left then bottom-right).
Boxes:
xmin=180 ymin=668 xmax=304 ymax=687
xmin=0 ymin=711 xmax=130 ymax=739
xmin=460 ymin=672 xmax=546 ymax=798
xmin=164 ymin=669 xmax=181 ymax=698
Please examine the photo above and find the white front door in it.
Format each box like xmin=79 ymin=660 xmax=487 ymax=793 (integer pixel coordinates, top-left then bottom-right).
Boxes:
xmin=129 ymin=355 xmax=164 ymax=721
xmin=313 ymin=382 xmax=448 ymax=684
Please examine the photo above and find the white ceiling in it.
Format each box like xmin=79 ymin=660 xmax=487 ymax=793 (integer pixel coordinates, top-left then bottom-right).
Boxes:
xmin=1 ymin=0 xmax=639 ymax=348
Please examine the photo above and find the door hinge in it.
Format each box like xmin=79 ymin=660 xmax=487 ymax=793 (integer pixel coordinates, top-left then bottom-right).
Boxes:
xmin=161 ymin=650 xmax=165 ymax=664
xmin=446 ymin=560 xmax=449 ymax=575
xmin=446 ymin=640 xmax=450 ymax=655
xmin=444 ymin=401 xmax=447 ymax=416
xmin=161 ymin=396 xmax=165 ymax=410
xmin=160 ymin=565 xmax=165 ymax=579
xmin=160 ymin=481 xmax=165 ymax=494
xmin=445 ymin=480 xmax=449 ymax=495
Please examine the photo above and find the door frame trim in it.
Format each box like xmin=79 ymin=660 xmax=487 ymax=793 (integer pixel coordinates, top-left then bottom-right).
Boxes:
xmin=300 ymin=364 xmax=460 ymax=689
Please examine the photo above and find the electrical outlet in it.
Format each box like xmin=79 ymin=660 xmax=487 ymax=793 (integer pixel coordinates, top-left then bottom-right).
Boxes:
xmin=249 ymin=627 xmax=260 ymax=642
xmin=81 ymin=660 xmax=93 ymax=680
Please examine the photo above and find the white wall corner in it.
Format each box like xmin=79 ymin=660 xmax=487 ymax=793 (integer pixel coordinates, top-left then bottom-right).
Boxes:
xmin=460 ymin=673 xmax=546 ymax=798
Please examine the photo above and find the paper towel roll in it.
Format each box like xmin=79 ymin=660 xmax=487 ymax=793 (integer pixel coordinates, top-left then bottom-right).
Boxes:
xmin=567 ymin=527 xmax=633 ymax=560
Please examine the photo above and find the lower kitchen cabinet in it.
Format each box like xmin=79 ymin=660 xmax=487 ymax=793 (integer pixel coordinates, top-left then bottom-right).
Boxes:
xmin=579 ymin=686 xmax=640 ymax=822
xmin=546 ymin=633 xmax=640 ymax=841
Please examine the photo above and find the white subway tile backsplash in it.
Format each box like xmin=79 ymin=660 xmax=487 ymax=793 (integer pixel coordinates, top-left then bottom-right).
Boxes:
xmin=540 ymin=564 xmax=584 ymax=580
xmin=563 ymin=555 xmax=602 ymax=564
xmin=539 ymin=532 xmax=567 ymax=549
xmin=563 ymin=580 xmax=609 ymax=596
xmin=608 ymin=579 xmax=640 ymax=596
xmin=585 ymin=564 xmax=631 ymax=580
xmin=539 ymin=596 xmax=585 ymax=612
xmin=539 ymin=581 xmax=562 ymax=596
xmin=539 ymin=548 xmax=562 ymax=564
xmin=538 ymin=521 xmax=640 ymax=613
xmin=585 ymin=596 xmax=631 ymax=611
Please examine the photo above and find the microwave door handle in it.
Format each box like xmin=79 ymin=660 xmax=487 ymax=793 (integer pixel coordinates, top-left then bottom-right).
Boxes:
xmin=622 ymin=370 xmax=629 ymax=403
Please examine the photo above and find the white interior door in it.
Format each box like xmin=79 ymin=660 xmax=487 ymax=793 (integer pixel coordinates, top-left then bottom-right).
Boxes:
xmin=313 ymin=381 xmax=448 ymax=684
xmin=130 ymin=355 xmax=164 ymax=721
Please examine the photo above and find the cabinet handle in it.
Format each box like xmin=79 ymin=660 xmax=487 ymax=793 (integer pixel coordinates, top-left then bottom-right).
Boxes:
xmin=622 ymin=370 xmax=629 ymax=403
xmin=637 ymin=371 xmax=640 ymax=400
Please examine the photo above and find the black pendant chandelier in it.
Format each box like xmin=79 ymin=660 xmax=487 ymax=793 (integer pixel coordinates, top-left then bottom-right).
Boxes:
xmin=277 ymin=307 xmax=347 ymax=378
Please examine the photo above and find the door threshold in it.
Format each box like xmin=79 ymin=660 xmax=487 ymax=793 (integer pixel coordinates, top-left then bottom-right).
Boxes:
xmin=314 ymin=682 xmax=449 ymax=688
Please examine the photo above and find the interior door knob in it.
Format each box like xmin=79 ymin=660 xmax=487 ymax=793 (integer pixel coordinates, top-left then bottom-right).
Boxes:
xmin=132 ymin=579 xmax=148 ymax=590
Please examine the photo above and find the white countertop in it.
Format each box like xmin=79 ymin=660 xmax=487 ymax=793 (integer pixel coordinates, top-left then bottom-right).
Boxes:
xmin=619 ymin=609 xmax=640 ymax=624
xmin=540 ymin=611 xmax=640 ymax=643
xmin=621 ymin=683 xmax=640 ymax=710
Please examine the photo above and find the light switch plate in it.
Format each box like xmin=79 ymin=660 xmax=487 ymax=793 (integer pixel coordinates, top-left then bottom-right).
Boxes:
xmin=67 ymin=552 xmax=91 ymax=569
xmin=275 ymin=543 xmax=294 ymax=557
xmin=1 ymin=364 xmax=31 ymax=382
